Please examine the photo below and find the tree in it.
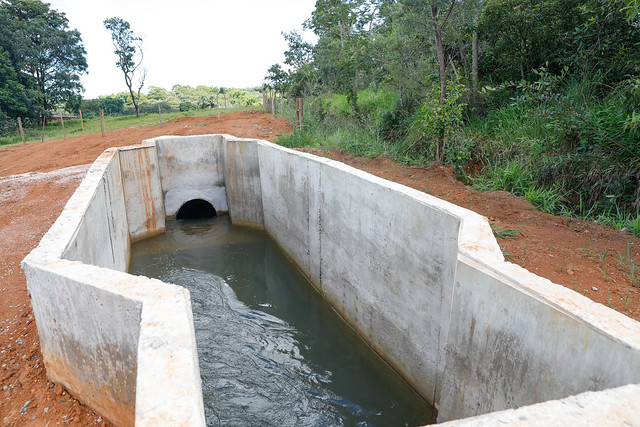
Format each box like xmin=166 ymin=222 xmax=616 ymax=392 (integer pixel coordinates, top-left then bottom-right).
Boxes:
xmin=265 ymin=64 xmax=288 ymax=97
xmin=0 ymin=0 xmax=87 ymax=117
xmin=0 ymin=47 xmax=28 ymax=131
xmin=104 ymin=17 xmax=146 ymax=117
xmin=282 ymin=31 xmax=314 ymax=97
xmin=306 ymin=0 xmax=380 ymax=115
xmin=429 ymin=0 xmax=457 ymax=105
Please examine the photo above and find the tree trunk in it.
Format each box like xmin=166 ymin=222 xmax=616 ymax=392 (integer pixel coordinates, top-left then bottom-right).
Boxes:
xmin=471 ymin=30 xmax=479 ymax=107
xmin=432 ymin=5 xmax=447 ymax=106
xmin=460 ymin=43 xmax=469 ymax=84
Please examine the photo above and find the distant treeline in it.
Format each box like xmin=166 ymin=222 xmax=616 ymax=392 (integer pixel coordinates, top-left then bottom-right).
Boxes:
xmin=80 ymin=85 xmax=263 ymax=118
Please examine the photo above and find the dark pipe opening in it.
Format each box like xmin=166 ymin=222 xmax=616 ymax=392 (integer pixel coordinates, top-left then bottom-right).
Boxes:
xmin=176 ymin=199 xmax=217 ymax=220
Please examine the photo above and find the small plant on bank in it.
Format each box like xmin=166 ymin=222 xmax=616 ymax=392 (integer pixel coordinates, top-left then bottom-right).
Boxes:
xmin=491 ymin=223 xmax=524 ymax=239
xmin=416 ymin=81 xmax=466 ymax=163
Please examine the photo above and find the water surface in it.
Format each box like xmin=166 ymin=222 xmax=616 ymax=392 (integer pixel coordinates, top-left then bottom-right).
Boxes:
xmin=129 ymin=215 xmax=436 ymax=426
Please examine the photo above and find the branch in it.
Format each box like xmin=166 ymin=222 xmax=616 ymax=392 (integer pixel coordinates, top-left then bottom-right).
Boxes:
xmin=440 ymin=0 xmax=457 ymax=30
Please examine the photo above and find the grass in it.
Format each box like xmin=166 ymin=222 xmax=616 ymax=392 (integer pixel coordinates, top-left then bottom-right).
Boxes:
xmin=618 ymin=288 xmax=632 ymax=311
xmin=491 ymin=223 xmax=524 ymax=239
xmin=617 ymin=243 xmax=640 ymax=288
xmin=274 ymin=83 xmax=639 ymax=239
xmin=472 ymin=160 xmax=569 ymax=215
xmin=0 ymin=106 xmax=254 ymax=146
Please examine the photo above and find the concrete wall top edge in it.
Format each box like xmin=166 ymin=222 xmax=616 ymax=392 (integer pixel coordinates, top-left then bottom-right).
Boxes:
xmin=148 ymin=134 xmax=222 ymax=144
xmin=255 ymin=139 xmax=480 ymax=221
xmin=438 ymin=383 xmax=640 ymax=426
xmin=117 ymin=144 xmax=155 ymax=152
xmin=459 ymin=252 xmax=640 ymax=349
xmin=37 ymin=258 xmax=186 ymax=303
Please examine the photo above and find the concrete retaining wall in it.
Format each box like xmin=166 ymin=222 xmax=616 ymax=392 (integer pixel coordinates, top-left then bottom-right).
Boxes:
xmin=22 ymin=148 xmax=204 ymax=426
xmin=154 ymin=135 xmax=228 ymax=217
xmin=119 ymin=145 xmax=166 ymax=242
xmin=23 ymin=134 xmax=640 ymax=426
xmin=254 ymin=143 xmax=461 ymax=406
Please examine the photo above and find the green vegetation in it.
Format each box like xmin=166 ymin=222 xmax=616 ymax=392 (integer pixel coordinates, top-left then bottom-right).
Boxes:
xmin=267 ymin=0 xmax=640 ymax=237
xmin=79 ymin=85 xmax=262 ymax=119
xmin=0 ymin=0 xmax=87 ymax=132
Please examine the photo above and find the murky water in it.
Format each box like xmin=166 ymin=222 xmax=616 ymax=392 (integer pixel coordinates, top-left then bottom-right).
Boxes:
xmin=129 ymin=215 xmax=436 ymax=426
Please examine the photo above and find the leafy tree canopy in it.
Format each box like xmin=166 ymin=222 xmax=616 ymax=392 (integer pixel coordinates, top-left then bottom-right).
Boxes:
xmin=0 ymin=0 xmax=87 ymax=129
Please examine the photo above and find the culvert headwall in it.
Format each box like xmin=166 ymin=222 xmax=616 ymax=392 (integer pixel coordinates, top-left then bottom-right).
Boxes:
xmin=22 ymin=135 xmax=640 ymax=426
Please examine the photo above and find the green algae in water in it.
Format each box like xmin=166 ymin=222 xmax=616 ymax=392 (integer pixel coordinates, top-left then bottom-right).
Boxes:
xmin=129 ymin=215 xmax=436 ymax=426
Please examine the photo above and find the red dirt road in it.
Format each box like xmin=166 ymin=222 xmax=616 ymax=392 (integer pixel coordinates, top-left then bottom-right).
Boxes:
xmin=1 ymin=111 xmax=638 ymax=425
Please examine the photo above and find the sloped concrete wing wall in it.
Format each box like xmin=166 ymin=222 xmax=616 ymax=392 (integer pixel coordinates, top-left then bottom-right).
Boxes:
xmin=438 ymin=253 xmax=640 ymax=421
xmin=61 ymin=151 xmax=130 ymax=271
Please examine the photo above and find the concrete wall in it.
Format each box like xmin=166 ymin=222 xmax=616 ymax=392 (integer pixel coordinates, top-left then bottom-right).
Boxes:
xmin=119 ymin=146 xmax=166 ymax=242
xmin=224 ymin=138 xmax=264 ymax=228
xmin=254 ymin=142 xmax=461 ymax=406
xmin=24 ymin=259 xmax=142 ymax=425
xmin=439 ymin=254 xmax=640 ymax=421
xmin=58 ymin=149 xmax=130 ymax=271
xmin=22 ymin=147 xmax=205 ymax=426
xmin=154 ymin=135 xmax=228 ymax=217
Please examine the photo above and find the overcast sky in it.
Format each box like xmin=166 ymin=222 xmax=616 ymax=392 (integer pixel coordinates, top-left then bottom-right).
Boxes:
xmin=46 ymin=0 xmax=317 ymax=99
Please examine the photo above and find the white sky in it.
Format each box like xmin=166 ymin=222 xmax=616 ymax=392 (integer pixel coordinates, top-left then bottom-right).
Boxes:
xmin=46 ymin=0 xmax=317 ymax=99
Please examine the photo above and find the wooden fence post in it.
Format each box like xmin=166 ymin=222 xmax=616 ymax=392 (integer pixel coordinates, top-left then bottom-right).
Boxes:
xmin=17 ymin=117 xmax=25 ymax=144
xmin=280 ymin=94 xmax=284 ymax=117
xmin=79 ymin=110 xmax=85 ymax=135
xmin=60 ymin=115 xmax=66 ymax=139
xmin=295 ymin=98 xmax=304 ymax=131
xmin=217 ymin=94 xmax=220 ymax=120
xmin=100 ymin=108 xmax=106 ymax=137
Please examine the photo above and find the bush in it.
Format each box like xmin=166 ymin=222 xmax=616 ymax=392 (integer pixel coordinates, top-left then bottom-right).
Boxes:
xmin=415 ymin=81 xmax=466 ymax=162
xmin=179 ymin=101 xmax=197 ymax=112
